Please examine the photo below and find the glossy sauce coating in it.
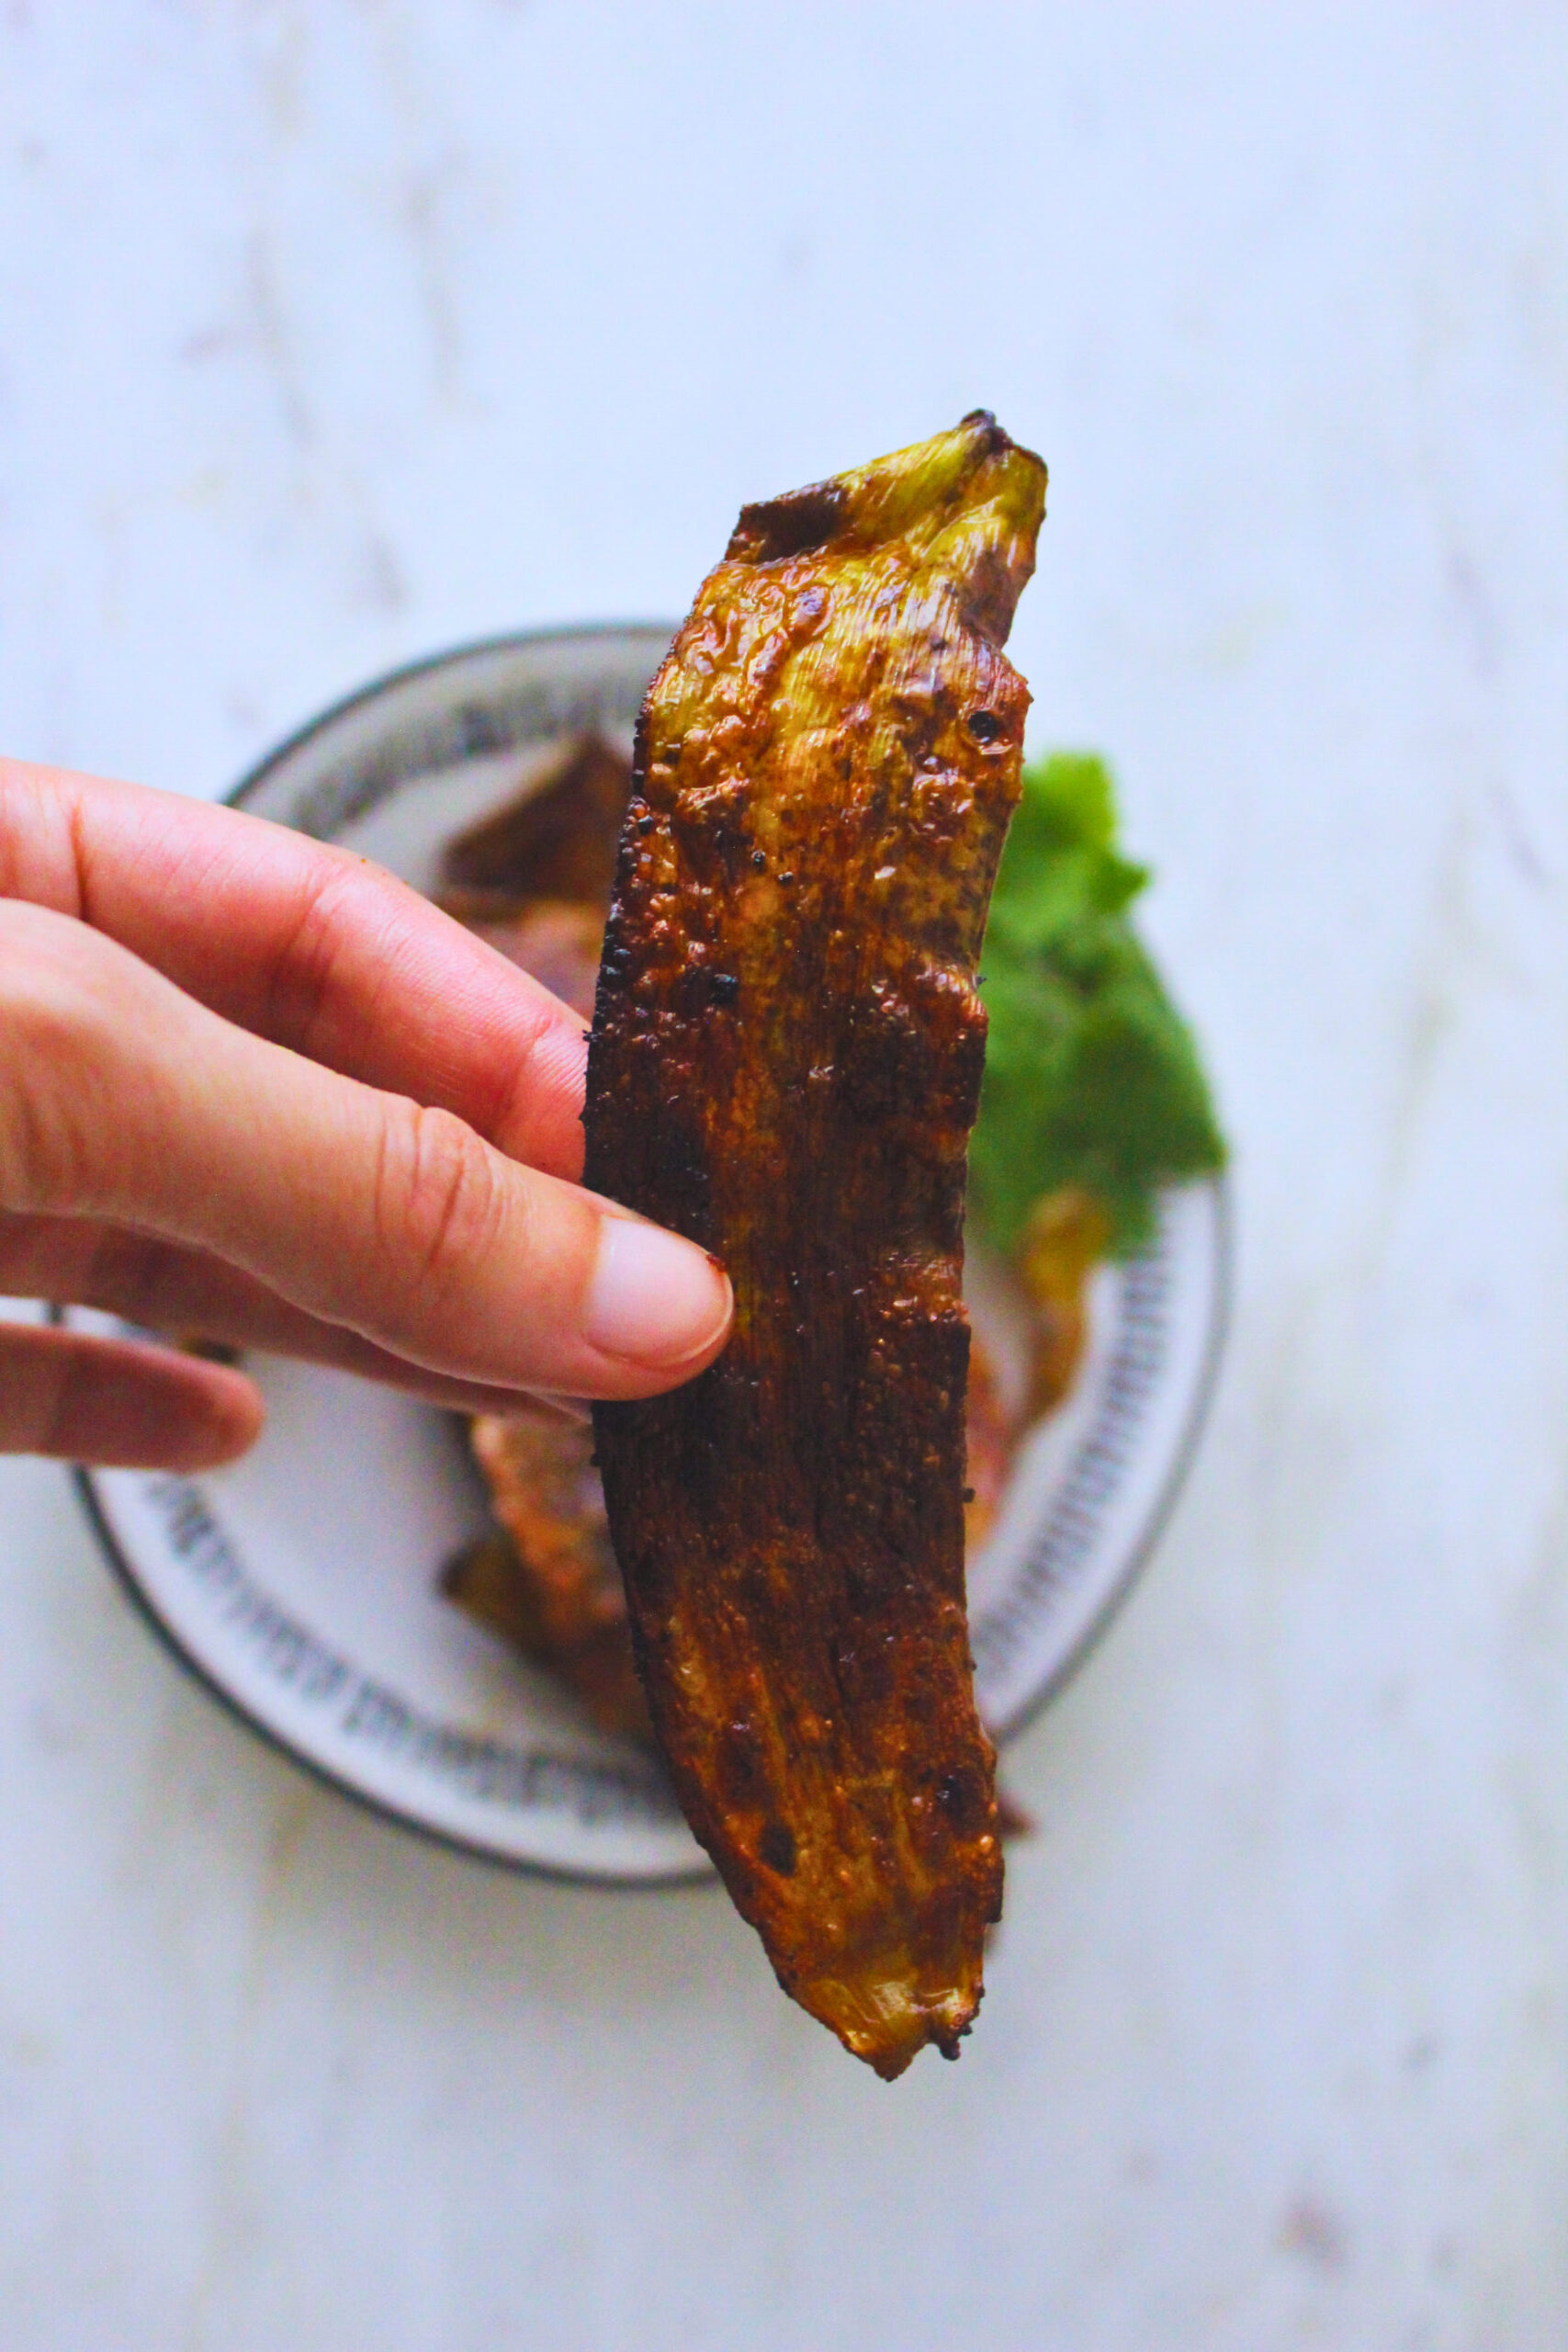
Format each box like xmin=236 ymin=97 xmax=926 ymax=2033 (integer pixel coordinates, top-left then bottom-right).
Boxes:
xmin=584 ymin=414 xmax=1046 ymax=2076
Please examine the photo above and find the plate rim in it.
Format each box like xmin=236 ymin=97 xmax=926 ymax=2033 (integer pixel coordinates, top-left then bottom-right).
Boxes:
xmin=982 ymin=1171 xmax=1233 ymax=1742
xmin=225 ymin=618 xmax=678 ymax=821
xmin=66 ymin=1432 xmax=718 ymax=1894
xmin=68 ymin=622 xmax=1232 ymax=1883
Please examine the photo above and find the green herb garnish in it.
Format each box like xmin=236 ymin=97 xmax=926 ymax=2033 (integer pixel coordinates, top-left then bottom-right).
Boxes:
xmin=970 ymin=752 xmax=1226 ymax=1258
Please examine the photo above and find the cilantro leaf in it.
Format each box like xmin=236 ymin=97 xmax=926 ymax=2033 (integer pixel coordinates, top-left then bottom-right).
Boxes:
xmin=970 ymin=753 xmax=1226 ymax=1257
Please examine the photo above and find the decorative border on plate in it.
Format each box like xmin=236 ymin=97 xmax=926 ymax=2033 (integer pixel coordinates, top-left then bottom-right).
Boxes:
xmin=972 ymin=1221 xmax=1171 ymax=1689
xmin=231 ymin=622 xmax=671 ymax=841
xmin=79 ymin=1466 xmax=710 ymax=1889
xmin=135 ymin=1475 xmax=682 ymax=1828
xmin=975 ymin=1178 xmax=1231 ymax=1736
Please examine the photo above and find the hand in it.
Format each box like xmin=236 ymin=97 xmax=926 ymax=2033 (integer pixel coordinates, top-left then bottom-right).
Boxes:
xmin=0 ymin=756 xmax=732 ymax=1471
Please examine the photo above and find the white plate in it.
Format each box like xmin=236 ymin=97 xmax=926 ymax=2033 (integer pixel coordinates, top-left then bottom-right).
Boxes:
xmin=72 ymin=627 xmax=1229 ymax=1883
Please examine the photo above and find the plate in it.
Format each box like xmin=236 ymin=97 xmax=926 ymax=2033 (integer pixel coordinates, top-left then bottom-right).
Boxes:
xmin=72 ymin=626 xmax=1229 ymax=1883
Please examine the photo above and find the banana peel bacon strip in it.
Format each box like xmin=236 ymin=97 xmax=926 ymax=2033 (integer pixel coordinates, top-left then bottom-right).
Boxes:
xmin=583 ymin=413 xmax=1046 ymax=2076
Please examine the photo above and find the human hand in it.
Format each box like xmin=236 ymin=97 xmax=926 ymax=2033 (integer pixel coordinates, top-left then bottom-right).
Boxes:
xmin=0 ymin=757 xmax=732 ymax=1471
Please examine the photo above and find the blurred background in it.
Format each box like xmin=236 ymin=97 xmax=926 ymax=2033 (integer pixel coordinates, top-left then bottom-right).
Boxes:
xmin=2 ymin=6 xmax=1565 ymax=2346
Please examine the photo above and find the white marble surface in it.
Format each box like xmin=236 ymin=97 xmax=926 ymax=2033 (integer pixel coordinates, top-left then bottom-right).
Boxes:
xmin=3 ymin=7 xmax=1566 ymax=2345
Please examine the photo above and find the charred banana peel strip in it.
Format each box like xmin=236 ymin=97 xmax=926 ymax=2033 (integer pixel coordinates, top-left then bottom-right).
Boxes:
xmin=584 ymin=413 xmax=1046 ymax=2077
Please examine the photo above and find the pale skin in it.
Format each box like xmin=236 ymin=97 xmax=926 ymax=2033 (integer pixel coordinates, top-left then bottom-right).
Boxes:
xmin=0 ymin=756 xmax=734 ymax=1470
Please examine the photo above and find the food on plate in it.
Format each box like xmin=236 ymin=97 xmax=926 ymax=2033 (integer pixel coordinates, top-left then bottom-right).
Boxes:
xmin=968 ymin=749 xmax=1225 ymax=1261
xmin=442 ymin=896 xmax=606 ymax=1016
xmin=966 ymin=748 xmax=1226 ymax=1412
xmin=581 ymin=413 xmax=1046 ymax=2077
xmin=434 ymin=735 xmax=646 ymax=1731
xmin=958 ymin=1331 xmax=1021 ymax=1547
xmin=444 ymin=1408 xmax=652 ymax=1740
xmin=438 ymin=729 xmax=632 ymax=915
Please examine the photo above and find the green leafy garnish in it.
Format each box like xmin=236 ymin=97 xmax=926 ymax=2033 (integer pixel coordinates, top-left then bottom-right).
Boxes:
xmin=970 ymin=752 xmax=1226 ymax=1257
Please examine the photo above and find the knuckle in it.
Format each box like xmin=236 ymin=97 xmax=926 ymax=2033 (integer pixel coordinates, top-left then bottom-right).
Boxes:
xmin=259 ymin=854 xmax=361 ymax=1047
xmin=95 ymin=1227 xmax=187 ymax=1326
xmin=261 ymin=848 xmax=412 ymax=1058
xmin=0 ymin=906 xmax=106 ymax=1211
xmin=488 ymin=994 xmax=579 ymax=1143
xmin=376 ymin=1102 xmax=504 ymax=1303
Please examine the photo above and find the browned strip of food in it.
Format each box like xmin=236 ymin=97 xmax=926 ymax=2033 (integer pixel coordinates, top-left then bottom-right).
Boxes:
xmin=440 ymin=730 xmax=632 ymax=908
xmin=583 ymin=413 xmax=1047 ymax=2076
xmin=445 ymin=1409 xmax=652 ymax=1741
xmin=441 ymin=898 xmax=608 ymax=1018
xmin=434 ymin=871 xmax=649 ymax=1735
xmin=1019 ymin=1185 xmax=1112 ymax=1418
xmin=960 ymin=1334 xmax=1018 ymax=1552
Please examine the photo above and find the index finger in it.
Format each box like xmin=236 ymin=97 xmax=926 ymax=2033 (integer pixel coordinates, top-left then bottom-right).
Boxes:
xmin=0 ymin=756 xmax=590 ymax=1181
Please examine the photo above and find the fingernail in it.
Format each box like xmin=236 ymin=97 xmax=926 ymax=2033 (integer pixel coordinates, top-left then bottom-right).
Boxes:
xmin=584 ymin=1217 xmax=731 ymax=1367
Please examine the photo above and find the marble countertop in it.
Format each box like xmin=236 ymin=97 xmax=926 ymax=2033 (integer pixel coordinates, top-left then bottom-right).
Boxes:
xmin=2 ymin=8 xmax=1564 ymax=2346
